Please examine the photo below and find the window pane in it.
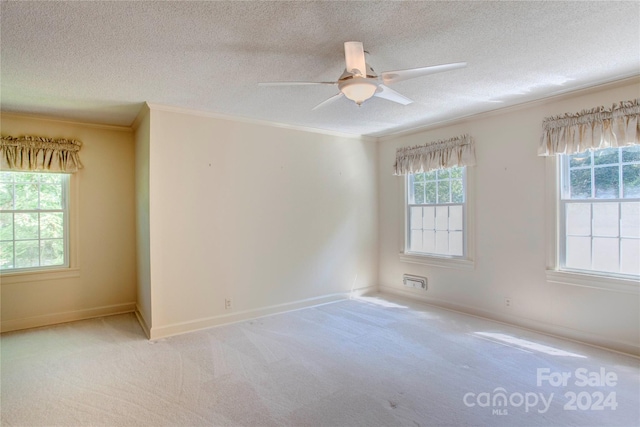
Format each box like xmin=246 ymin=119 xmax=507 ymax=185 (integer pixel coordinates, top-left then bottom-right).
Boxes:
xmin=14 ymin=173 xmax=39 ymax=183
xmin=437 ymin=180 xmax=450 ymax=203
xmin=566 ymin=203 xmax=591 ymax=236
xmin=409 ymin=230 xmax=423 ymax=252
xmin=0 ymin=172 xmax=15 ymax=183
xmin=435 ymin=231 xmax=448 ymax=253
xmin=622 ymin=145 xmax=640 ymax=163
xmin=424 ymin=182 xmax=437 ymax=204
xmin=621 ymin=202 xmax=640 ymax=238
xmin=622 ymin=164 xmax=640 ymax=198
xmin=423 ymin=206 xmax=435 ymax=230
xmin=424 ymin=170 xmax=436 ymax=180
xmin=594 ymin=166 xmax=619 ymax=199
xmin=40 ymin=174 xmax=62 ymax=184
xmin=413 ymin=182 xmax=425 ymax=204
xmin=449 ymin=231 xmax=463 ymax=256
xmin=437 ymin=169 xmax=449 ymax=179
xmin=41 ymin=239 xmax=64 ymax=267
xmin=0 ymin=213 xmax=14 ymax=240
xmin=592 ymin=203 xmax=618 ymax=237
xmin=14 ymin=213 xmax=39 ymax=239
xmin=410 ymin=207 xmax=423 ymax=230
xmin=14 ymin=183 xmax=39 ymax=209
xmin=593 ymin=147 xmax=619 ymax=165
xmin=569 ymin=151 xmax=591 ymax=168
xmin=449 ymin=205 xmax=463 ymax=230
xmin=15 ymin=240 xmax=39 ymax=268
xmin=620 ymin=238 xmax=640 ymax=276
xmin=0 ymin=241 xmax=14 ymax=269
xmin=592 ymin=237 xmax=619 ymax=273
xmin=451 ymin=179 xmax=464 ymax=203
xmin=413 ymin=173 xmax=425 ymax=183
xmin=39 ymin=184 xmax=62 ymax=209
xmin=450 ymin=167 xmax=463 ymax=179
xmin=570 ymin=169 xmax=591 ymax=199
xmin=40 ymin=212 xmax=64 ymax=239
xmin=566 ymin=236 xmax=591 ymax=270
xmin=0 ymin=183 xmax=14 ymax=210
xmin=435 ymin=206 xmax=448 ymax=230
xmin=422 ymin=230 xmax=435 ymax=253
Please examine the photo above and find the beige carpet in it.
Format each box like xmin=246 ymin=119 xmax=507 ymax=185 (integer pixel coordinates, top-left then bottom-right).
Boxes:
xmin=1 ymin=294 xmax=639 ymax=426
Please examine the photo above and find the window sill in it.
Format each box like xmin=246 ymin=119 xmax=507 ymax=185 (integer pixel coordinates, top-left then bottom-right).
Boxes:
xmin=399 ymin=252 xmax=475 ymax=270
xmin=0 ymin=267 xmax=80 ymax=285
xmin=545 ymin=270 xmax=639 ymax=294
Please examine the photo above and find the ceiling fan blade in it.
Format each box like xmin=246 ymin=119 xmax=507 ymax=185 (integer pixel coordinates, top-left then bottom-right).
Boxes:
xmin=312 ymin=93 xmax=344 ymax=110
xmin=344 ymin=41 xmax=366 ymax=76
xmin=258 ymin=81 xmax=336 ymax=86
xmin=374 ymin=85 xmax=413 ymax=105
xmin=381 ymin=62 xmax=467 ymax=85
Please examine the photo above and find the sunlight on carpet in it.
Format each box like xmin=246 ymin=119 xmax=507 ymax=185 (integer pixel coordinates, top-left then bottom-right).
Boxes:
xmin=1 ymin=294 xmax=638 ymax=426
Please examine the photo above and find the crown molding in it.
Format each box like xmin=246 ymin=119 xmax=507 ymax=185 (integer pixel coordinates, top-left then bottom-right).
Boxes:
xmin=0 ymin=111 xmax=133 ymax=132
xmin=145 ymin=102 xmax=377 ymax=142
xmin=375 ymin=74 xmax=640 ymax=142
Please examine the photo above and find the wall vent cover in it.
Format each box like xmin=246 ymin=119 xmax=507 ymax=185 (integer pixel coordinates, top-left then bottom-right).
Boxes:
xmin=403 ymin=274 xmax=427 ymax=290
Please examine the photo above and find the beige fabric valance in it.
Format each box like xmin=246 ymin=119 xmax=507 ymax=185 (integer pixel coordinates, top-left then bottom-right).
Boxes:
xmin=1 ymin=135 xmax=83 ymax=173
xmin=538 ymin=98 xmax=640 ymax=156
xmin=393 ymin=134 xmax=476 ymax=176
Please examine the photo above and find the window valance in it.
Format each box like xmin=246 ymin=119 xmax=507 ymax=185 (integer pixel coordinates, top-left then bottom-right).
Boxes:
xmin=1 ymin=135 xmax=83 ymax=173
xmin=393 ymin=134 xmax=476 ymax=176
xmin=538 ymin=98 xmax=640 ymax=156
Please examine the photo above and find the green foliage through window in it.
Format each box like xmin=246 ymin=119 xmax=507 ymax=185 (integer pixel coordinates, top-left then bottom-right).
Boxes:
xmin=0 ymin=172 xmax=68 ymax=271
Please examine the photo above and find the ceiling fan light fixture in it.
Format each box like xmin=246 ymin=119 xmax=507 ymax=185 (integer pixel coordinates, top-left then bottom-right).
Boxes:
xmin=339 ymin=79 xmax=377 ymax=106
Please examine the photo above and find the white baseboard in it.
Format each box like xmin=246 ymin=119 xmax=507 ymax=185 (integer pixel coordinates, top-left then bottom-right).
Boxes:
xmin=379 ymin=285 xmax=640 ymax=358
xmin=148 ymin=285 xmax=377 ymax=340
xmin=0 ymin=302 xmax=137 ymax=333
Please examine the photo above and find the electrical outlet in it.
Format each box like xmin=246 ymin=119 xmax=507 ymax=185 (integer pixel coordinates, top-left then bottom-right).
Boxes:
xmin=225 ymin=298 xmax=232 ymax=310
xmin=504 ymin=297 xmax=512 ymax=308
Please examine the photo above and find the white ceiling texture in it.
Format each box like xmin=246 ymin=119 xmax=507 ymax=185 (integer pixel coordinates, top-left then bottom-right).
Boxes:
xmin=1 ymin=1 xmax=639 ymax=137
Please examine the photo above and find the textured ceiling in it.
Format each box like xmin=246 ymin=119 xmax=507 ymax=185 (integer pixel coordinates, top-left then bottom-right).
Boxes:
xmin=1 ymin=1 xmax=639 ymax=137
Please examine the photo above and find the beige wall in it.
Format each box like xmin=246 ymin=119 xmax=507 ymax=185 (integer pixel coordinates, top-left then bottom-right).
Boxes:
xmin=378 ymin=81 xmax=640 ymax=355
xmin=143 ymin=107 xmax=378 ymax=338
xmin=0 ymin=114 xmax=137 ymax=331
xmin=133 ymin=107 xmax=152 ymax=335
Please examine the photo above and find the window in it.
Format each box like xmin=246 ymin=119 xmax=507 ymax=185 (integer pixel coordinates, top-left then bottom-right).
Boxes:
xmin=559 ymin=146 xmax=640 ymax=277
xmin=0 ymin=172 xmax=69 ymax=272
xmin=406 ymin=166 xmax=466 ymax=257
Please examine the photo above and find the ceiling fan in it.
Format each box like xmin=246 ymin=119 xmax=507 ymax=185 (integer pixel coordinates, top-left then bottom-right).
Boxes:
xmin=259 ymin=41 xmax=466 ymax=110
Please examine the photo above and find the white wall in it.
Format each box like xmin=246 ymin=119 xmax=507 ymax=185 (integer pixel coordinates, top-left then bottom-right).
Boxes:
xmin=1 ymin=114 xmax=137 ymax=331
xmin=378 ymin=81 xmax=640 ymax=355
xmin=144 ymin=107 xmax=378 ymax=338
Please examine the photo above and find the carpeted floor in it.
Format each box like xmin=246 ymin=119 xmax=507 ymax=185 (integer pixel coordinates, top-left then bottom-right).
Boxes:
xmin=1 ymin=294 xmax=639 ymax=426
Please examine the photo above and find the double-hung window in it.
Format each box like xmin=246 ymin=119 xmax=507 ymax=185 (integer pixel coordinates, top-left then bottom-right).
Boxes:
xmin=559 ymin=146 xmax=640 ymax=277
xmin=407 ymin=166 xmax=466 ymax=257
xmin=0 ymin=172 xmax=70 ymax=271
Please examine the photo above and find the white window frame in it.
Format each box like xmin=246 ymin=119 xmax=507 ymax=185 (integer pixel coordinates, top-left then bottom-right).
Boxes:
xmin=400 ymin=166 xmax=475 ymax=270
xmin=544 ymin=154 xmax=639 ymax=294
xmin=1 ymin=173 xmax=80 ymax=284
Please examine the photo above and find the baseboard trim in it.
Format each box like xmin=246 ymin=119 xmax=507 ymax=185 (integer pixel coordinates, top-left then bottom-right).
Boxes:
xmin=148 ymin=285 xmax=377 ymax=340
xmin=134 ymin=305 xmax=151 ymax=339
xmin=0 ymin=302 xmax=137 ymax=333
xmin=378 ymin=285 xmax=640 ymax=358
